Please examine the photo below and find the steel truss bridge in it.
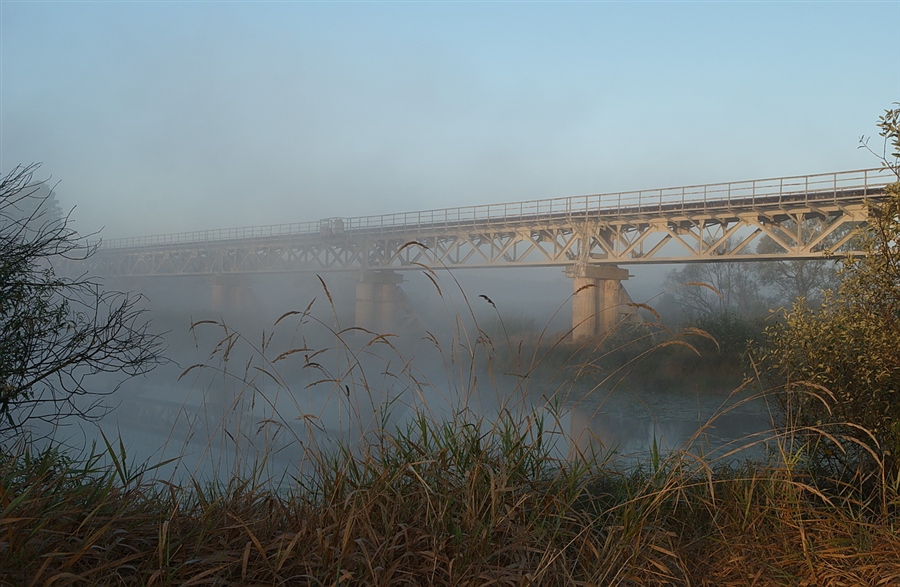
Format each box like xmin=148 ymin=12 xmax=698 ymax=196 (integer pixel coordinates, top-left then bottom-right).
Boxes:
xmin=89 ymin=168 xmax=895 ymax=277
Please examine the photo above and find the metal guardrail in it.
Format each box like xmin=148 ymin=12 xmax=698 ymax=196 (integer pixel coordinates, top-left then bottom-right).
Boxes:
xmin=101 ymin=168 xmax=895 ymax=250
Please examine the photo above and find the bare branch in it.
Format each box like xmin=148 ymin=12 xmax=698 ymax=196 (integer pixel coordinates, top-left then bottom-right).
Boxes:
xmin=1 ymin=164 xmax=164 ymax=437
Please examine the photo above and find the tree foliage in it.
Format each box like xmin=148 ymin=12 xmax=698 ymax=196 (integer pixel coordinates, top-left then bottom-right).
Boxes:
xmin=753 ymin=218 xmax=841 ymax=307
xmin=763 ymin=105 xmax=900 ymax=473
xmin=0 ymin=164 xmax=163 ymax=436
xmin=664 ymin=252 xmax=765 ymax=320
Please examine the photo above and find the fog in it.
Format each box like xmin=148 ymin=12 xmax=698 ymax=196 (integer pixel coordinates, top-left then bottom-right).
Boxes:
xmin=16 ymin=260 xmax=770 ymax=485
xmin=2 ymin=3 xmax=894 ymax=239
xmin=4 ymin=2 xmax=894 ymax=478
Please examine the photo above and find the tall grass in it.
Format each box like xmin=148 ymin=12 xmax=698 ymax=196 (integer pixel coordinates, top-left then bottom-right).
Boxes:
xmin=2 ymin=274 xmax=899 ymax=585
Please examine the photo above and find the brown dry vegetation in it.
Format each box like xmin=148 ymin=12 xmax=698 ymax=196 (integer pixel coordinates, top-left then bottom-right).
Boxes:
xmin=3 ymin=276 xmax=900 ymax=585
xmin=2 ymin=266 xmax=899 ymax=585
xmin=2 ymin=407 xmax=899 ymax=586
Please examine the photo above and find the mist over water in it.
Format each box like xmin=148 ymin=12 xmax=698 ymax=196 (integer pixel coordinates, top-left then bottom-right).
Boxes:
xmin=30 ymin=268 xmax=773 ymax=485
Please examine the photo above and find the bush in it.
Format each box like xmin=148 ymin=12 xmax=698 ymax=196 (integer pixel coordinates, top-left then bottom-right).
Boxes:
xmin=762 ymin=106 xmax=900 ymax=475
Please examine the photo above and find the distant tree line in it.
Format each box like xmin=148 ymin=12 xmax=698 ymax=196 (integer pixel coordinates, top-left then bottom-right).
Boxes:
xmin=661 ymin=222 xmax=843 ymax=323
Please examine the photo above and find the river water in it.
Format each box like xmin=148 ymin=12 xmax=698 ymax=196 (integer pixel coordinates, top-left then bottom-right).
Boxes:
xmin=55 ymin=363 xmax=774 ymax=485
xmin=30 ymin=311 xmax=775 ymax=483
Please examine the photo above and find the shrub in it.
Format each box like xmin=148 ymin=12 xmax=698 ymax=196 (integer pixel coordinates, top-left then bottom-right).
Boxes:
xmin=762 ymin=106 xmax=900 ymax=476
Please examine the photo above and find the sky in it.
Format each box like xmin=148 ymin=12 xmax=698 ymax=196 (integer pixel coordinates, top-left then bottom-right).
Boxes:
xmin=1 ymin=1 xmax=899 ymax=239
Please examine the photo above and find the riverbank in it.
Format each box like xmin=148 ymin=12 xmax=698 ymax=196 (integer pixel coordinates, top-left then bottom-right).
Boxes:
xmin=494 ymin=323 xmax=757 ymax=395
xmin=2 ymin=408 xmax=898 ymax=586
xmin=3 ymin=308 xmax=894 ymax=585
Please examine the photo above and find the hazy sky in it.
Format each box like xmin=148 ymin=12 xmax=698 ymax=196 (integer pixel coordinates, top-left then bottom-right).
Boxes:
xmin=2 ymin=1 xmax=898 ymax=238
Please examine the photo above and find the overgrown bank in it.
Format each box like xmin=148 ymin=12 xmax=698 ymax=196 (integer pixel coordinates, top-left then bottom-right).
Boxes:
xmin=488 ymin=312 xmax=766 ymax=396
xmin=2 ymin=411 xmax=899 ymax=586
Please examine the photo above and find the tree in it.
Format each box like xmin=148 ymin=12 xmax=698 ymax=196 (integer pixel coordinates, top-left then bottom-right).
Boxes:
xmin=663 ymin=243 xmax=766 ymax=321
xmin=753 ymin=219 xmax=841 ymax=308
xmin=762 ymin=105 xmax=900 ymax=474
xmin=0 ymin=164 xmax=163 ymax=437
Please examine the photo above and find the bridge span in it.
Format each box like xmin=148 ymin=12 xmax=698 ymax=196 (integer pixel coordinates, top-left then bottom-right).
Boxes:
xmin=87 ymin=168 xmax=894 ymax=340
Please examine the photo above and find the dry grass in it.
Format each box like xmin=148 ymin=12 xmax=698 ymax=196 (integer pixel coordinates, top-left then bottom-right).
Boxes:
xmin=2 ymin=278 xmax=899 ymax=586
xmin=3 ymin=413 xmax=899 ymax=586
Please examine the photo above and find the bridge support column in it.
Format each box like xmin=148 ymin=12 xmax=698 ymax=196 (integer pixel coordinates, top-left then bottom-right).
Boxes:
xmin=355 ymin=271 xmax=404 ymax=333
xmin=566 ymin=264 xmax=633 ymax=342
xmin=210 ymin=274 xmax=251 ymax=314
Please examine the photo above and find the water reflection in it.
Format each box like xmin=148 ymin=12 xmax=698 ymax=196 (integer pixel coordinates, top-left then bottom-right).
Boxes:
xmin=561 ymin=385 xmax=774 ymax=466
xmin=32 ymin=357 xmax=776 ymax=484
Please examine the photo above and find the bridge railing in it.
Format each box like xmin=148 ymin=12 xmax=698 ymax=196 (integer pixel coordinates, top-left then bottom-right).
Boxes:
xmin=560 ymin=167 xmax=893 ymax=219
xmin=334 ymin=167 xmax=893 ymax=233
xmin=102 ymin=167 xmax=894 ymax=250
xmin=102 ymin=221 xmax=322 ymax=249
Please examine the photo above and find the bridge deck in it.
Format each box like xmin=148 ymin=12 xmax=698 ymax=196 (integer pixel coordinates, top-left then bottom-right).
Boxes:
xmin=102 ymin=168 xmax=893 ymax=250
xmin=81 ymin=168 xmax=895 ymax=275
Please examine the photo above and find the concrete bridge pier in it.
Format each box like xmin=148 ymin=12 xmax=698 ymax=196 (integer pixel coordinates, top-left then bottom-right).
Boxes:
xmin=209 ymin=274 xmax=252 ymax=314
xmin=566 ymin=264 xmax=634 ymax=342
xmin=355 ymin=270 xmax=405 ymax=333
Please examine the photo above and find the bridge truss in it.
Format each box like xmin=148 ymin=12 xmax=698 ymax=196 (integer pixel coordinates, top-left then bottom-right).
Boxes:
xmin=88 ymin=168 xmax=894 ymax=277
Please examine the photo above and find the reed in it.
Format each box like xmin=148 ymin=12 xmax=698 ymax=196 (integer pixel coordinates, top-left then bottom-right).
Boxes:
xmin=1 ymin=275 xmax=898 ymax=586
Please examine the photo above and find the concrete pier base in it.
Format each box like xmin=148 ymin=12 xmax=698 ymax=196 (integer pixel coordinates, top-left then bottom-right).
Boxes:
xmin=355 ymin=270 xmax=405 ymax=333
xmin=209 ymin=274 xmax=252 ymax=314
xmin=566 ymin=264 xmax=634 ymax=342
